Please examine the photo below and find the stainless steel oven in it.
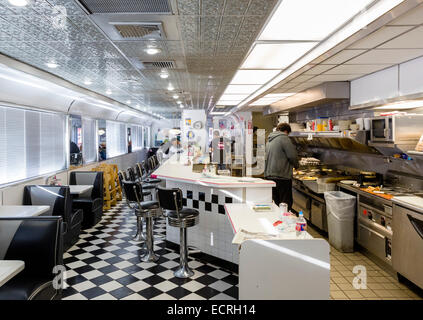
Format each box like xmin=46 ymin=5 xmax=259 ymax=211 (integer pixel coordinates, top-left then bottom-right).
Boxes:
xmin=370 ymin=116 xmax=393 ymax=142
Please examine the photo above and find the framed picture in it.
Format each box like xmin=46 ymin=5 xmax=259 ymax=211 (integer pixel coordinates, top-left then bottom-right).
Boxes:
xmin=185 ymin=118 xmax=192 ymax=126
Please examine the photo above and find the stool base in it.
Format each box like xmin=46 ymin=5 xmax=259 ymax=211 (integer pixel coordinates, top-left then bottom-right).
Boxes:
xmin=174 ymin=265 xmax=194 ymax=278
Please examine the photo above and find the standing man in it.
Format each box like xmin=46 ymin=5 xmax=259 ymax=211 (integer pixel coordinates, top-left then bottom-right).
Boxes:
xmin=265 ymin=123 xmax=299 ymax=209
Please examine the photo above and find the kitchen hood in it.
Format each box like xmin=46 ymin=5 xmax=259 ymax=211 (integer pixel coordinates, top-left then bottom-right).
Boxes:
xmin=264 ymin=82 xmax=350 ymax=115
xmin=290 ymin=130 xmax=381 ymax=155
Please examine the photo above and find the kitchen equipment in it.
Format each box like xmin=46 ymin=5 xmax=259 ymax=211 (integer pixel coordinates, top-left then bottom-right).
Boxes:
xmin=356 ymin=118 xmax=364 ymax=130
xmin=338 ymin=120 xmax=352 ymax=131
xmin=350 ymin=124 xmax=359 ymax=131
xmin=357 ymin=194 xmax=393 ymax=265
xmin=292 ymin=188 xmax=311 ymax=220
xmin=369 ymin=114 xmax=423 ymax=150
xmin=392 ymin=202 xmax=423 ymax=289
xmin=358 ymin=171 xmax=383 ymax=187
xmin=364 ymin=118 xmax=371 ymax=130
xmin=340 ymin=180 xmax=356 ymax=185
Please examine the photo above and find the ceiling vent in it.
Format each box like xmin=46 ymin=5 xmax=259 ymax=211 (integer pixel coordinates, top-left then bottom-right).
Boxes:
xmin=79 ymin=0 xmax=172 ymax=14
xmin=111 ymin=22 xmax=164 ymax=40
xmin=141 ymin=61 xmax=176 ymax=69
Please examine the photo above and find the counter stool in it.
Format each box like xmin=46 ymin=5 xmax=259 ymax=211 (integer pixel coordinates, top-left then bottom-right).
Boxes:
xmin=157 ymin=186 xmax=199 ymax=278
xmin=137 ymin=162 xmax=162 ymax=184
xmin=122 ymin=181 xmax=162 ymax=262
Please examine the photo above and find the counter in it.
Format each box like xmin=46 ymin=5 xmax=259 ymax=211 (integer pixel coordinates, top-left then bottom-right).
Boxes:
xmin=153 ymin=154 xmax=275 ymax=264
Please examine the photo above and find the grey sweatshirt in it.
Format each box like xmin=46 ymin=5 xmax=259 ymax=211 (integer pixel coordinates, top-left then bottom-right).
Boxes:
xmin=264 ymin=131 xmax=299 ymax=179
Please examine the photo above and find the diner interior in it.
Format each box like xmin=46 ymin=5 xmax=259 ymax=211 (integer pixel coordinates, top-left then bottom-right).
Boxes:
xmin=1 ymin=0 xmax=423 ymax=302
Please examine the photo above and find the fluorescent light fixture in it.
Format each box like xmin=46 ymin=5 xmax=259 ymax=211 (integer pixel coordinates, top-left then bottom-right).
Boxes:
xmin=241 ymin=43 xmax=318 ymax=69
xmin=234 ymin=0 xmax=405 ymax=111
xmin=219 ymin=94 xmax=249 ymax=101
xmin=259 ymin=0 xmax=374 ymax=41
xmin=216 ymin=101 xmax=240 ymax=106
xmin=249 ymin=93 xmax=296 ymax=106
xmin=144 ymin=46 xmax=161 ymax=55
xmin=8 ymin=0 xmax=28 ymax=6
xmin=45 ymin=62 xmax=59 ymax=69
xmin=230 ymin=69 xmax=281 ymax=85
xmin=223 ymin=84 xmax=261 ymax=95
xmin=374 ymin=100 xmax=423 ymax=110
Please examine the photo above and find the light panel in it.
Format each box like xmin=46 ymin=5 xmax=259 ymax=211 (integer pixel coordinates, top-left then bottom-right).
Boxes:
xmin=374 ymin=100 xmax=423 ymax=110
xmin=219 ymin=94 xmax=250 ymax=101
xmin=216 ymin=100 xmax=242 ymax=106
xmin=259 ymin=0 xmax=374 ymax=41
xmin=222 ymin=84 xmax=262 ymax=95
xmin=249 ymin=93 xmax=296 ymax=106
xmin=230 ymin=69 xmax=281 ymax=85
xmin=241 ymin=43 xmax=318 ymax=69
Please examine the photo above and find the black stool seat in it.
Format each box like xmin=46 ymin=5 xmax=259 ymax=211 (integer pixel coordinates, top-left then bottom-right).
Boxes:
xmin=144 ymin=178 xmax=162 ymax=184
xmin=136 ymin=200 xmax=159 ymax=211
xmin=142 ymin=183 xmax=156 ymax=190
xmin=143 ymin=191 xmax=151 ymax=197
xmin=167 ymin=208 xmax=199 ymax=219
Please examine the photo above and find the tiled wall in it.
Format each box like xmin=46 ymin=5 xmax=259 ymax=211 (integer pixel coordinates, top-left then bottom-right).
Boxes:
xmin=0 ymin=149 xmax=148 ymax=205
xmin=166 ymin=181 xmax=242 ymax=264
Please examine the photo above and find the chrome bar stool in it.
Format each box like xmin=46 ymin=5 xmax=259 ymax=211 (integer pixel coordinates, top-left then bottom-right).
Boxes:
xmin=138 ymin=162 xmax=162 ymax=184
xmin=122 ymin=180 xmax=162 ymax=262
xmin=157 ymin=186 xmax=199 ymax=278
xmin=121 ymin=178 xmax=152 ymax=243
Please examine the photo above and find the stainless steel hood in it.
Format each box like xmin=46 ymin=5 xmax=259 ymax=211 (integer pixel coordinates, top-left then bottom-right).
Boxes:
xmin=290 ymin=130 xmax=381 ymax=155
xmin=264 ymin=82 xmax=350 ymax=115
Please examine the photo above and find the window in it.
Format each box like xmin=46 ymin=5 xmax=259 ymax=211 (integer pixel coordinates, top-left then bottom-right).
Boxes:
xmin=143 ymin=126 xmax=150 ymax=148
xmin=129 ymin=124 xmax=143 ymax=151
xmin=106 ymin=120 xmax=127 ymax=158
xmin=0 ymin=105 xmax=66 ymax=185
xmin=82 ymin=118 xmax=97 ymax=163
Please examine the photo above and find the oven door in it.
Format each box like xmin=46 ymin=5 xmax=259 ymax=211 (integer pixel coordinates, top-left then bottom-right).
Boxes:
xmin=371 ymin=117 xmax=393 ymax=142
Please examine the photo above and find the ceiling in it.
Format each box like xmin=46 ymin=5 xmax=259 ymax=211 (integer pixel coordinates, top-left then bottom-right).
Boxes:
xmin=236 ymin=0 xmax=423 ymax=112
xmin=0 ymin=0 xmax=277 ymax=119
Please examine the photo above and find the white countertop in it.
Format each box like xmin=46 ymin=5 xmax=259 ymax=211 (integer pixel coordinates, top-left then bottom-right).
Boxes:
xmin=153 ymin=155 xmax=275 ymax=189
xmin=0 ymin=260 xmax=25 ymax=287
xmin=393 ymin=196 xmax=423 ymax=213
xmin=0 ymin=205 xmax=50 ymax=218
xmin=225 ymin=203 xmax=313 ymax=244
xmin=69 ymin=185 xmax=93 ymax=195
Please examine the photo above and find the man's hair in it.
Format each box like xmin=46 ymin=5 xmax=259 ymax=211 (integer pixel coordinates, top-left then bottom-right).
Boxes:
xmin=213 ymin=130 xmax=220 ymax=137
xmin=276 ymin=122 xmax=292 ymax=134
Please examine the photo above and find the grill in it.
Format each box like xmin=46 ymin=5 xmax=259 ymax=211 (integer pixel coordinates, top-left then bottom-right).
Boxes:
xmin=113 ymin=23 xmax=162 ymax=39
xmin=79 ymin=0 xmax=172 ymax=14
xmin=142 ymin=61 xmax=176 ymax=69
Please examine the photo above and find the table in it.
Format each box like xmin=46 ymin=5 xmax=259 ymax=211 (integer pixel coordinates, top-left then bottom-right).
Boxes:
xmin=0 ymin=260 xmax=25 ymax=287
xmin=0 ymin=205 xmax=50 ymax=218
xmin=68 ymin=185 xmax=93 ymax=195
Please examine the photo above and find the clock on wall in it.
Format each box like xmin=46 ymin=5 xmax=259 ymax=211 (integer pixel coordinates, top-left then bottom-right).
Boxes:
xmin=193 ymin=121 xmax=203 ymax=129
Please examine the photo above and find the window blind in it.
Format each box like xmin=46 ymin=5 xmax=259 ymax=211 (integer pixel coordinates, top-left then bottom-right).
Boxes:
xmin=129 ymin=124 xmax=143 ymax=151
xmin=106 ymin=120 xmax=127 ymax=158
xmin=0 ymin=105 xmax=66 ymax=185
xmin=82 ymin=118 xmax=97 ymax=163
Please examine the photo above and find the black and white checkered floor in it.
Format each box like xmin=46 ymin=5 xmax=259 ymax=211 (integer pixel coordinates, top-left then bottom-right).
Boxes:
xmin=62 ymin=201 xmax=239 ymax=300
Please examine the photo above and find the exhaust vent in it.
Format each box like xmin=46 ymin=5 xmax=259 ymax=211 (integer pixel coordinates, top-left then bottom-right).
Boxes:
xmin=112 ymin=23 xmax=164 ymax=39
xmin=79 ymin=0 xmax=172 ymax=14
xmin=142 ymin=61 xmax=176 ymax=69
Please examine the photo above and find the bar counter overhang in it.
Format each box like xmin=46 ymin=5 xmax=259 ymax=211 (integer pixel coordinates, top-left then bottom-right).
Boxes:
xmin=153 ymin=154 xmax=275 ymax=264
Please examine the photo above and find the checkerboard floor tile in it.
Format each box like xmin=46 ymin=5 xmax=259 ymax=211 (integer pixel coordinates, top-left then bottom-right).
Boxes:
xmin=62 ymin=201 xmax=239 ymax=300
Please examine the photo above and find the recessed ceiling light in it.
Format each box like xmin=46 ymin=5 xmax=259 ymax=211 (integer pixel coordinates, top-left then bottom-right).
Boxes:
xmin=45 ymin=62 xmax=59 ymax=69
xmin=241 ymin=43 xmax=317 ymax=69
xmin=126 ymin=100 xmax=131 ymax=104
xmin=167 ymin=85 xmax=174 ymax=91
xmin=230 ymin=70 xmax=281 ymax=85
xmin=177 ymin=100 xmax=182 ymax=104
xmin=172 ymin=94 xmax=179 ymax=99
xmin=8 ymin=0 xmax=29 ymax=7
xmin=179 ymin=104 xmax=184 ymax=109
xmin=145 ymin=46 xmax=161 ymax=55
xmin=159 ymin=71 xmax=169 ymax=79
xmin=84 ymin=79 xmax=92 ymax=85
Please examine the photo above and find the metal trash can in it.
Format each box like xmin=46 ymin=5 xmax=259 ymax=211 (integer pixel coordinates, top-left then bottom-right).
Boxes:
xmin=324 ymin=191 xmax=356 ymax=252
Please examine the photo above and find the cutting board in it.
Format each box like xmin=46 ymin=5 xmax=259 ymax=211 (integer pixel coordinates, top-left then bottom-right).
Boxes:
xmin=360 ymin=188 xmax=394 ymax=200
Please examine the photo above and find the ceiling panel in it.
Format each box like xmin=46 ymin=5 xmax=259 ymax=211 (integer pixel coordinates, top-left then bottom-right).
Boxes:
xmin=349 ymin=26 xmax=413 ymax=49
xmin=309 ymin=74 xmax=360 ymax=82
xmin=346 ymin=48 xmax=423 ymax=65
xmin=378 ymin=26 xmax=423 ymax=49
xmin=387 ymin=3 xmax=423 ymax=26
xmin=321 ymin=49 xmax=366 ymax=64
xmin=324 ymin=64 xmax=391 ymax=75
xmin=303 ymin=64 xmax=337 ymax=75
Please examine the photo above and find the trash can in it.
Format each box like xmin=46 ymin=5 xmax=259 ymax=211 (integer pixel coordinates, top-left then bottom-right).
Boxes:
xmin=324 ymin=191 xmax=356 ymax=252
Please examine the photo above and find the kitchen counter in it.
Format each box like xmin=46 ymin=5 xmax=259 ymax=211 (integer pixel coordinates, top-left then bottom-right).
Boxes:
xmin=154 ymin=154 xmax=275 ymax=264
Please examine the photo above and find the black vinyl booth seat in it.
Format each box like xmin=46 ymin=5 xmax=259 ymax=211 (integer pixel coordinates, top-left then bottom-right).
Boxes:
xmin=0 ymin=216 xmax=63 ymax=300
xmin=157 ymin=186 xmax=199 ymax=278
xmin=69 ymin=171 xmax=103 ymax=229
xmin=122 ymin=180 xmax=162 ymax=262
xmin=23 ymin=185 xmax=82 ymax=251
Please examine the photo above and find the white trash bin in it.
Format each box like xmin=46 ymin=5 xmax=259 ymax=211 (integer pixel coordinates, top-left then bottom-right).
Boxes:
xmin=324 ymin=191 xmax=356 ymax=252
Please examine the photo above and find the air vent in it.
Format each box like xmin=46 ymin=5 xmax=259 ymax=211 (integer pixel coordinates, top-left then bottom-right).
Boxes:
xmin=142 ymin=61 xmax=176 ymax=69
xmin=79 ymin=0 xmax=172 ymax=14
xmin=112 ymin=23 xmax=163 ymax=39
